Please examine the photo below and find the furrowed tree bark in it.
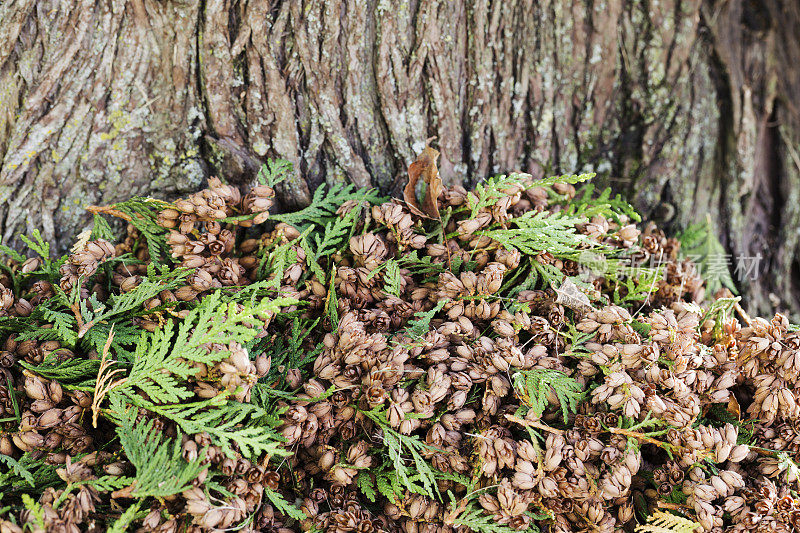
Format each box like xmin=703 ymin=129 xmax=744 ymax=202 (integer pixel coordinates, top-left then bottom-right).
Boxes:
xmin=0 ymin=0 xmax=797 ymax=317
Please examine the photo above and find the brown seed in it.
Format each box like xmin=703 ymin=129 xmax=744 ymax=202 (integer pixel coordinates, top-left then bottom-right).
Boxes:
xmin=119 ymin=276 xmax=141 ymax=292
xmin=175 ymin=286 xmax=199 ymax=301
xmin=20 ymin=257 xmax=41 ymax=273
xmin=36 ymin=409 xmax=63 ymax=429
xmin=24 ymin=376 xmax=48 ymax=400
xmin=0 ymin=436 xmax=13 ymax=456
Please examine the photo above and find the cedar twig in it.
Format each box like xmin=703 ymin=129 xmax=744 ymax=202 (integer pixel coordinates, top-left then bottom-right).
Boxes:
xmin=87 ymin=198 xmax=169 ymax=222
xmin=748 ymin=444 xmax=789 ymax=458
xmin=504 ymin=414 xmax=565 ymax=434
xmin=505 ymin=414 xmax=698 ymax=457
xmin=86 ymin=205 xmax=133 ymax=222
xmin=605 ymin=425 xmax=673 ymax=448
xmin=92 ymin=327 xmax=127 ymax=428
xmin=69 ymin=299 xmax=88 ymax=337
xmin=735 ymin=302 xmax=752 ymax=327
xmin=656 ymin=501 xmax=691 ymax=510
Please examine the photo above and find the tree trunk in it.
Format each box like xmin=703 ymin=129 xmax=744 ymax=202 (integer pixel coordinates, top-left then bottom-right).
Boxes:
xmin=0 ymin=0 xmax=798 ymax=317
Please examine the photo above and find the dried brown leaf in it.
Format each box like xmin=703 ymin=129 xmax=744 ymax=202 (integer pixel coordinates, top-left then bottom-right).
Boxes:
xmin=727 ymin=394 xmax=741 ymax=420
xmin=404 ymin=138 xmax=442 ymax=219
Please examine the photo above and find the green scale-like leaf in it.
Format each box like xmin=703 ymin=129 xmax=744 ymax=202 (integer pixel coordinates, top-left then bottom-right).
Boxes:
xmin=113 ymin=290 xmax=295 ymax=404
xmin=114 ymin=400 xmax=205 ymax=498
xmin=512 ymin=368 xmax=585 ymax=424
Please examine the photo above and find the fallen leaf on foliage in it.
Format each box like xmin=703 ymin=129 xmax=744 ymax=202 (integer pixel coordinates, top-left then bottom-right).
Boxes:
xmin=404 ymin=138 xmax=442 ymax=219
xmin=554 ymin=278 xmax=593 ymax=312
xmin=727 ymin=394 xmax=741 ymax=420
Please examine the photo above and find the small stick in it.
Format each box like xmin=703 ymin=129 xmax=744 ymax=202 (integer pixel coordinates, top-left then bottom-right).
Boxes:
xmin=734 ymin=302 xmax=752 ymax=327
xmin=86 ymin=205 xmax=133 ymax=222
xmin=504 ymin=414 xmax=565 ymax=434
xmin=657 ymin=501 xmax=694 ymax=512
xmin=747 ymin=445 xmax=790 ymax=458
xmin=605 ymin=426 xmax=672 ymax=449
xmin=506 ymin=414 xmax=670 ymax=447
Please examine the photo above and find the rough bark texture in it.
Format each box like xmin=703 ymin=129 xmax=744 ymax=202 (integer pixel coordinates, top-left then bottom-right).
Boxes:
xmin=0 ymin=0 xmax=798 ymax=317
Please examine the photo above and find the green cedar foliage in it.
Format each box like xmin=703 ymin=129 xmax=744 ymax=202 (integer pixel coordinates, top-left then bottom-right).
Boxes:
xmin=266 ymin=184 xmax=382 ymax=288
xmin=512 ymin=369 xmax=585 ymax=424
xmin=20 ymin=230 xmax=56 ymax=273
xmin=0 ymin=163 xmax=716 ymax=530
xmin=470 ymin=174 xmax=660 ymax=301
xmin=128 ymin=396 xmax=287 ymax=460
xmin=271 ymin=183 xmax=382 ymax=228
xmin=466 ymin=172 xmax=595 ymax=218
xmin=20 ymin=494 xmax=46 ymax=528
xmin=450 ymin=502 xmax=536 ymax=533
xmin=99 ymin=291 xmax=296 ymax=461
xmin=479 ymin=210 xmax=591 ymax=259
xmin=107 ymin=502 xmax=143 ymax=533
xmin=383 ymin=259 xmax=402 ymax=297
xmin=114 ymin=400 xmax=204 ymax=498
xmin=257 ymin=159 xmax=295 ymax=187
xmin=265 ymin=488 xmax=307 ymax=521
xmin=403 ymin=299 xmax=448 ymax=339
xmin=248 ymin=316 xmax=323 ymax=392
xmin=108 ymin=198 xmax=172 ymax=263
xmin=0 ymin=455 xmax=35 ymax=489
xmin=0 ymin=454 xmax=59 ymax=494
xmin=562 ymin=183 xmax=641 ymax=223
xmin=677 ymin=214 xmax=737 ymax=295
xmin=109 ymin=290 xmax=293 ymax=404
xmin=359 ymin=406 xmax=444 ymax=501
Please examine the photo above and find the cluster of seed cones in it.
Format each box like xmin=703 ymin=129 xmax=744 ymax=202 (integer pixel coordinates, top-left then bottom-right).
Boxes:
xmin=0 ymin=163 xmax=797 ymax=533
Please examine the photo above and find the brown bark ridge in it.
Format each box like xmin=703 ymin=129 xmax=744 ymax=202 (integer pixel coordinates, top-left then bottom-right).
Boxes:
xmin=0 ymin=0 xmax=797 ymax=317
